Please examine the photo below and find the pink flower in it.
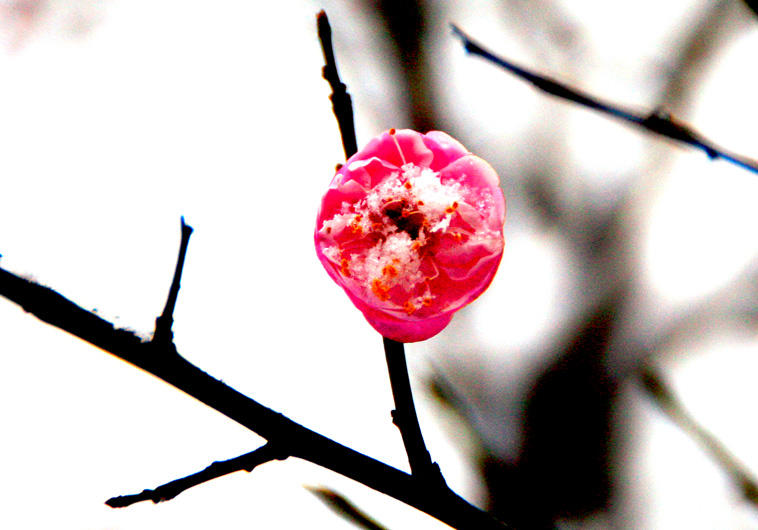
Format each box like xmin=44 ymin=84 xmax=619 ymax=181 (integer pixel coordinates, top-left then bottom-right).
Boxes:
xmin=315 ymin=129 xmax=506 ymax=343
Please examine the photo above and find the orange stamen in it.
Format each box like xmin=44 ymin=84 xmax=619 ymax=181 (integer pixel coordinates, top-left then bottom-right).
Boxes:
xmin=340 ymin=259 xmax=351 ymax=277
xmin=445 ymin=202 xmax=460 ymax=214
xmin=350 ymin=214 xmax=363 ymax=234
xmin=371 ymin=279 xmax=390 ymax=301
xmin=382 ymin=265 xmax=398 ymax=277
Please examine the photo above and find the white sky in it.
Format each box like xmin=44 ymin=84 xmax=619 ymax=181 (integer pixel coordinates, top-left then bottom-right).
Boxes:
xmin=2 ymin=1 xmax=758 ymax=529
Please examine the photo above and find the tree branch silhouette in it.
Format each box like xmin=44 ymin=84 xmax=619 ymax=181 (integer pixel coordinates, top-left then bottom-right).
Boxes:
xmin=152 ymin=216 xmax=193 ymax=349
xmin=106 ymin=443 xmax=282 ymax=508
xmin=317 ymin=10 xmax=357 ymax=160
xmin=0 ymin=226 xmax=510 ymax=529
xmin=383 ymin=337 xmax=444 ymax=484
xmin=451 ymin=25 xmax=758 ymax=176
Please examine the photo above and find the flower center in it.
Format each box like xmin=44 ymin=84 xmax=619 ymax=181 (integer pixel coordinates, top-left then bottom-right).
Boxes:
xmin=321 ymin=163 xmax=469 ymax=314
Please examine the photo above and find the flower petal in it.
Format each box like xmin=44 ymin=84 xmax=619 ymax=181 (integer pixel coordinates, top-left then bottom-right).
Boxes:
xmin=348 ymin=129 xmax=434 ymax=169
xmin=422 ymin=131 xmax=470 ymax=171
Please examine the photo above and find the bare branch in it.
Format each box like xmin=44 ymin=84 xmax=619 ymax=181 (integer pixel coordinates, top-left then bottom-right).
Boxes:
xmin=106 ymin=443 xmax=284 ymax=508
xmin=317 ymin=10 xmax=358 ymax=160
xmin=0 ymin=263 xmax=510 ymax=529
xmin=451 ymin=25 xmax=758 ymax=176
xmin=153 ymin=217 xmax=193 ymax=348
xmin=383 ymin=337 xmax=445 ymax=485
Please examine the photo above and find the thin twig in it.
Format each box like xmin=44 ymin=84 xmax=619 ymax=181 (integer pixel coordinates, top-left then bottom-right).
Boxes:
xmin=451 ymin=25 xmax=758 ymax=176
xmin=383 ymin=337 xmax=444 ymax=484
xmin=639 ymin=365 xmax=758 ymax=505
xmin=153 ymin=217 xmax=193 ymax=348
xmin=106 ymin=443 xmax=284 ymax=508
xmin=317 ymin=10 xmax=358 ymax=160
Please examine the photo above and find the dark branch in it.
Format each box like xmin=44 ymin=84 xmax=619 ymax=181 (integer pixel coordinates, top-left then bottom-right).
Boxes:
xmin=0 ymin=263 xmax=510 ymax=529
xmin=106 ymin=443 xmax=284 ymax=508
xmin=383 ymin=337 xmax=444 ymax=484
xmin=317 ymin=10 xmax=358 ymax=160
xmin=451 ymin=25 xmax=758 ymax=176
xmin=153 ymin=217 xmax=193 ymax=348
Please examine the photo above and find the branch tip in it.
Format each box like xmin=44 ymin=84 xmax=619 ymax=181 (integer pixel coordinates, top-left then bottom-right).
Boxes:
xmin=308 ymin=486 xmax=390 ymax=530
xmin=316 ymin=9 xmax=358 ymax=159
xmin=180 ymin=216 xmax=194 ymax=236
xmin=106 ymin=444 xmax=283 ymax=509
xmin=153 ymin=218 xmax=194 ymax=346
xmin=449 ymin=24 xmax=466 ymax=43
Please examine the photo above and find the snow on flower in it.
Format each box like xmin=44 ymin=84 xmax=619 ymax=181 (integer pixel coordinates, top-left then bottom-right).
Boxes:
xmin=315 ymin=129 xmax=506 ymax=343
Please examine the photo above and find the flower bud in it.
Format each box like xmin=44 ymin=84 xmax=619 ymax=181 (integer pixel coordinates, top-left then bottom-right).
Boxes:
xmin=315 ymin=129 xmax=505 ymax=342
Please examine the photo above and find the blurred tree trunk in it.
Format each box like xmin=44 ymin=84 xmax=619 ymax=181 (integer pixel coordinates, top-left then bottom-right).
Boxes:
xmin=368 ymin=0 xmax=439 ymax=132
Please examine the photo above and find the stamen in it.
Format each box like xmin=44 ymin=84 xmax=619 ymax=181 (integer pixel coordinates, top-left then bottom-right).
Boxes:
xmin=389 ymin=128 xmax=407 ymax=165
xmin=350 ymin=214 xmax=363 ymax=234
xmin=382 ymin=265 xmax=398 ymax=277
xmin=421 ymin=284 xmax=434 ymax=307
xmin=403 ymin=301 xmax=416 ymax=315
xmin=371 ymin=278 xmax=390 ymax=301
xmin=425 ymin=260 xmax=440 ymax=281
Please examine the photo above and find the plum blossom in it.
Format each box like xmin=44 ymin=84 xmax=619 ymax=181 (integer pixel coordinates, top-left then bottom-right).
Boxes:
xmin=315 ymin=129 xmax=506 ymax=342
